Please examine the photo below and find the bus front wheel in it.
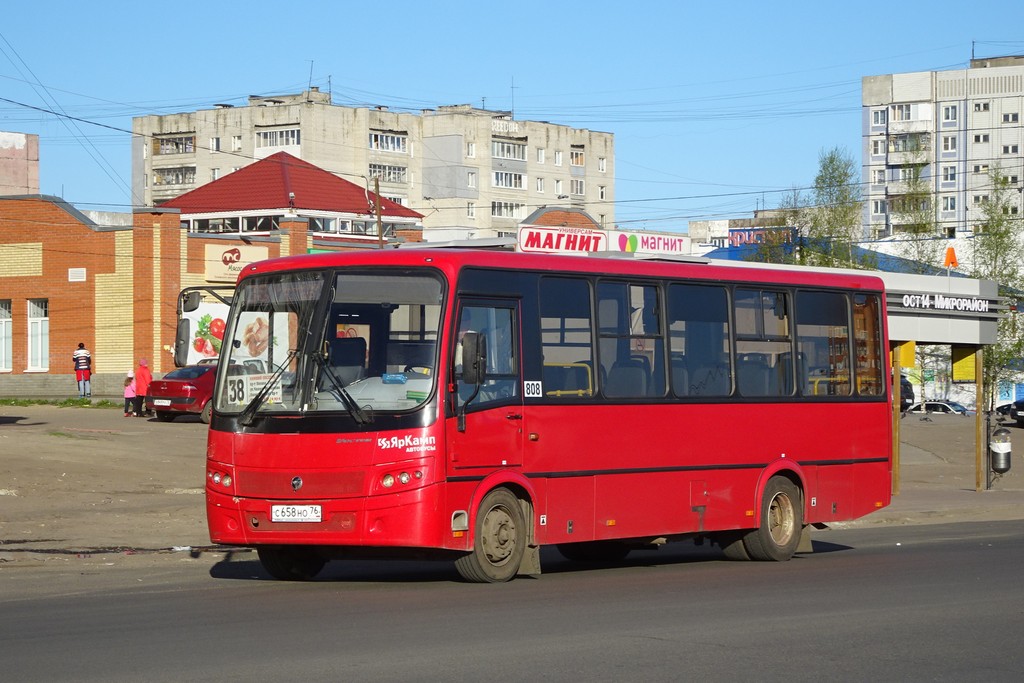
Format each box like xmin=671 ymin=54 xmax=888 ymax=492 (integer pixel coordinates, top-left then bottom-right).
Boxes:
xmin=257 ymin=546 xmax=326 ymax=581
xmin=744 ymin=476 xmax=803 ymax=561
xmin=455 ymin=488 xmax=525 ymax=583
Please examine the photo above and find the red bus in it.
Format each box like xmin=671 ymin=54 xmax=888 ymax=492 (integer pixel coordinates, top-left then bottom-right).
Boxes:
xmin=203 ymin=248 xmax=892 ymax=582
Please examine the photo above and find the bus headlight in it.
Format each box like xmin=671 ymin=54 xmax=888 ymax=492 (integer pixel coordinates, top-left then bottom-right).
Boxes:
xmin=398 ymin=472 xmax=411 ymax=485
xmin=382 ymin=474 xmax=395 ymax=488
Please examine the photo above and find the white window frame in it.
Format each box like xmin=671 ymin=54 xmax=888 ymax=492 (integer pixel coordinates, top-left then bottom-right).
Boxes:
xmin=942 ymin=196 xmax=956 ymax=211
xmin=570 ymin=150 xmax=585 ymax=166
xmin=466 ymin=142 xmax=476 ymax=158
xmin=1004 ymin=113 xmax=1020 ymax=123
xmin=1003 ymin=144 xmax=1020 ymax=155
xmin=536 ymin=147 xmax=545 ymax=164
xmin=210 ymin=137 xmax=221 ymax=152
xmin=211 ymin=168 xmax=220 ymax=181
xmin=973 ymin=134 xmax=990 ymax=143
xmin=467 ymin=202 xmax=476 ymax=218
xmin=599 ymin=185 xmax=607 ymax=200
xmin=871 ymin=139 xmax=885 ymax=155
xmin=467 ymin=171 xmax=477 ymax=189
xmin=490 ymin=201 xmax=526 ymax=219
xmin=492 ymin=171 xmax=525 ymax=189
xmin=872 ymin=169 xmax=886 ymax=184
xmin=554 ymin=179 xmax=563 ymax=195
xmin=27 ymin=299 xmax=48 ymax=371
xmin=570 ymin=178 xmax=585 ymax=195
xmin=974 ymin=164 xmax=989 ymax=174
xmin=598 ymin=157 xmax=606 ymax=173
xmin=943 ymin=135 xmax=957 ymax=152
xmin=942 ymin=166 xmax=956 ymax=182
xmin=974 ymin=102 xmax=990 ymax=112
xmin=491 ymin=140 xmax=526 ymax=161
xmin=871 ymin=199 xmax=887 ymax=215
xmin=231 ymin=135 xmax=242 ymax=152
xmin=554 ymin=150 xmax=563 ymax=167
xmin=891 ymin=104 xmax=912 ymax=121
xmin=0 ymin=300 xmax=11 ymax=371
xmin=536 ymin=177 xmax=545 ymax=193
xmin=255 ymin=128 xmax=301 ymax=149
xmin=872 ymin=109 xmax=887 ymax=125
xmin=369 ymin=132 xmax=408 ymax=153
xmin=942 ymin=105 xmax=957 ymax=122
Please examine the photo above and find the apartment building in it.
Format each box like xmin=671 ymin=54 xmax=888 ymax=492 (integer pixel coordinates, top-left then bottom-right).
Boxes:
xmin=132 ymin=89 xmax=615 ymax=238
xmin=862 ymin=56 xmax=1024 ymax=239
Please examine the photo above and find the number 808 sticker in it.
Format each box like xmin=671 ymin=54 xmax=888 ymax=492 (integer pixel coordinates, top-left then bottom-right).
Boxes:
xmin=524 ymin=381 xmax=542 ymax=398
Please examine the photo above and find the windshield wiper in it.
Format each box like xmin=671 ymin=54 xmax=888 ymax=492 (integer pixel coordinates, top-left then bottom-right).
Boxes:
xmin=311 ymin=353 xmax=372 ymax=425
xmin=238 ymin=348 xmax=299 ymax=426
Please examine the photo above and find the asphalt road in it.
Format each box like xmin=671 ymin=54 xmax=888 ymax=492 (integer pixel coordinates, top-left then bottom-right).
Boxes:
xmin=2 ymin=521 xmax=1023 ymax=682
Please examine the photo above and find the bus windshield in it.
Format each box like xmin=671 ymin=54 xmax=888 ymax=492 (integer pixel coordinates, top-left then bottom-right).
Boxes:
xmin=215 ymin=269 xmax=443 ymax=418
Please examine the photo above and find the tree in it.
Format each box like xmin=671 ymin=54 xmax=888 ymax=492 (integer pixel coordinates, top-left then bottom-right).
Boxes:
xmin=751 ymin=147 xmax=874 ymax=269
xmin=967 ymin=167 xmax=1024 ymax=409
xmin=892 ymin=152 xmax=944 ymax=273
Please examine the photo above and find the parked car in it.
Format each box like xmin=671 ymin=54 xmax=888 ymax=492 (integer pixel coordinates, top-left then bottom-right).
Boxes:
xmin=146 ymin=364 xmax=217 ymax=423
xmin=900 ymin=375 xmax=915 ymax=411
xmin=998 ymin=399 xmax=1024 ymax=425
xmin=907 ymin=400 xmax=974 ymax=416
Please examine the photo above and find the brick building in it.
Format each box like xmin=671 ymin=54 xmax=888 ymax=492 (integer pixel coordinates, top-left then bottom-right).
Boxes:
xmin=0 ymin=153 xmax=422 ymax=397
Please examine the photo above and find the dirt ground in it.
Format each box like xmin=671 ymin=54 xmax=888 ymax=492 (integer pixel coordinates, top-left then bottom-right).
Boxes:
xmin=1 ymin=403 xmax=1023 ymax=571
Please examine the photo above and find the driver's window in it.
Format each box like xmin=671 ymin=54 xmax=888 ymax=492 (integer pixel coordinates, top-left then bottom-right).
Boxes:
xmin=455 ymin=304 xmax=519 ymax=407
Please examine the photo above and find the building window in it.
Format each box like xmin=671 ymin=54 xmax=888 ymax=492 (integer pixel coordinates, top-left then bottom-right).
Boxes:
xmin=891 ymin=104 xmax=912 ymax=121
xmin=153 ymin=135 xmax=195 ymax=155
xmin=1003 ymin=174 xmax=1020 ymax=185
xmin=554 ymin=150 xmax=563 ymax=166
xmin=599 ymin=185 xmax=607 ymax=200
xmin=871 ymin=139 xmax=885 ymax=155
xmin=369 ymin=163 xmax=408 ymax=184
xmin=942 ymin=105 xmax=957 ymax=122
xmin=0 ymin=300 xmax=10 ymax=372
xmin=1003 ymin=144 xmax=1020 ymax=155
xmin=369 ymin=131 xmax=408 ymax=153
xmin=231 ymin=135 xmax=242 ymax=152
xmin=554 ymin=179 xmax=563 ymax=195
xmin=570 ymin=149 xmax=585 ymax=166
xmin=974 ymin=134 xmax=990 ymax=143
xmin=942 ymin=135 xmax=957 ymax=152
xmin=256 ymin=128 xmax=300 ymax=148
xmin=491 ymin=140 xmax=526 ymax=160
xmin=598 ymin=157 xmax=606 ymax=172
xmin=871 ymin=200 xmax=887 ymax=215
xmin=467 ymin=202 xmax=476 ymax=218
xmin=27 ymin=299 xmax=48 ymax=371
xmin=536 ymin=147 xmax=545 ymax=164
xmin=974 ymin=163 xmax=989 ymax=173
xmin=1004 ymin=205 xmax=1020 ymax=215
xmin=492 ymin=171 xmax=524 ymax=189
xmin=211 ymin=168 xmax=220 ymax=181
xmin=310 ymin=218 xmax=351 ymax=234
xmin=974 ymin=194 xmax=989 ymax=205
xmin=872 ymin=109 xmax=887 ymax=125
xmin=467 ymin=171 xmax=476 ymax=189
xmin=536 ymin=177 xmax=545 ymax=193
xmin=1004 ymin=113 xmax=1020 ymax=123
xmin=942 ymin=196 xmax=956 ymax=211
xmin=898 ymin=167 xmax=916 ymax=181
xmin=974 ymin=102 xmax=990 ymax=112
xmin=872 ymin=169 xmax=886 ymax=184
xmin=570 ymin=178 xmax=585 ymax=195
xmin=210 ymin=137 xmax=221 ymax=152
xmin=153 ymin=166 xmax=196 ymax=186
xmin=942 ymin=166 xmax=956 ymax=182
xmin=466 ymin=142 xmax=476 ymax=158
xmin=491 ymin=201 xmax=526 ymax=219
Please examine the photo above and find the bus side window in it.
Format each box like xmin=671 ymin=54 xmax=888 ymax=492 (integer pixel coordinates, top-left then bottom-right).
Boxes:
xmin=667 ymin=283 xmax=732 ymax=397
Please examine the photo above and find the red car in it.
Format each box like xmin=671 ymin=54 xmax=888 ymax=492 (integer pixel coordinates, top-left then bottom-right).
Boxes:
xmin=146 ymin=364 xmax=217 ymax=423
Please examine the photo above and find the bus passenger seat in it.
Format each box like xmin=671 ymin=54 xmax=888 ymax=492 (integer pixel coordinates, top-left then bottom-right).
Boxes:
xmin=605 ymin=359 xmax=649 ymax=397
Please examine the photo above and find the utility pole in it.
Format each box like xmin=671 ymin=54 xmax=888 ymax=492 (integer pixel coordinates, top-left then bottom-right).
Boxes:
xmin=375 ymin=177 xmax=384 ymax=249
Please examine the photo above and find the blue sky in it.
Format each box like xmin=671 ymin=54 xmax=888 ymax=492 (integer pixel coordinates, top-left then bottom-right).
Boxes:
xmin=3 ymin=1 xmax=1023 ymax=231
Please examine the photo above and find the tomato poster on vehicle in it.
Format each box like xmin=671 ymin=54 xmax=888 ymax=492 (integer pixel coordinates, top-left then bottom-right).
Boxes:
xmin=181 ymin=302 xmax=228 ymax=365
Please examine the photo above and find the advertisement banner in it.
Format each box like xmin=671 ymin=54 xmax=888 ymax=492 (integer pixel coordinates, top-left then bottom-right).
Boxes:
xmin=204 ymin=244 xmax=269 ymax=282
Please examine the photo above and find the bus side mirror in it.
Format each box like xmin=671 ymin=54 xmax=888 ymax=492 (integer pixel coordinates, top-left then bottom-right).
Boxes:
xmin=460 ymin=332 xmax=487 ymax=385
xmin=181 ymin=290 xmax=202 ymax=313
xmin=174 ymin=318 xmax=191 ymax=368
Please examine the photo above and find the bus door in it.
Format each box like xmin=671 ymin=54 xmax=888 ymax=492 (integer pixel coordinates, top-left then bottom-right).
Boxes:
xmin=446 ymin=300 xmax=524 ymax=471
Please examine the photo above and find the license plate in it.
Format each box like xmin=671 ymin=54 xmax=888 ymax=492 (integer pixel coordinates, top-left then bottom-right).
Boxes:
xmin=271 ymin=504 xmax=322 ymax=523
xmin=153 ymin=399 xmax=171 ymax=406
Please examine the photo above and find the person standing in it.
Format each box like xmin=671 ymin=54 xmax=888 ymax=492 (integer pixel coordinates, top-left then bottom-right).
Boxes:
xmin=124 ymin=371 xmax=137 ymax=417
xmin=73 ymin=343 xmax=92 ymax=398
xmin=134 ymin=359 xmax=152 ymax=417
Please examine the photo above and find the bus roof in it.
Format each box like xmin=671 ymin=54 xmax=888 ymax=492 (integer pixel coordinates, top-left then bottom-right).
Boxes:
xmin=237 ymin=248 xmax=886 ymax=292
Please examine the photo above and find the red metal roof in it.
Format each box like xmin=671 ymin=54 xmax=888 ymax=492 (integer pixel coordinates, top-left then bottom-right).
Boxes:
xmin=159 ymin=152 xmax=422 ymax=219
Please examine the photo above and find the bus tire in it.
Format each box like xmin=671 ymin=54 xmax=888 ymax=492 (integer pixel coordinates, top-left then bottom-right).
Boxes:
xmin=743 ymin=476 xmax=803 ymax=562
xmin=257 ymin=546 xmax=326 ymax=581
xmin=557 ymin=541 xmax=631 ymax=563
xmin=455 ymin=488 xmax=525 ymax=583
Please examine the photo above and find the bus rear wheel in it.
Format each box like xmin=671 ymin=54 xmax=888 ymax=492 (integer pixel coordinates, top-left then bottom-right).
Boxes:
xmin=257 ymin=546 xmax=326 ymax=581
xmin=743 ymin=476 xmax=803 ymax=561
xmin=455 ymin=488 xmax=525 ymax=583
